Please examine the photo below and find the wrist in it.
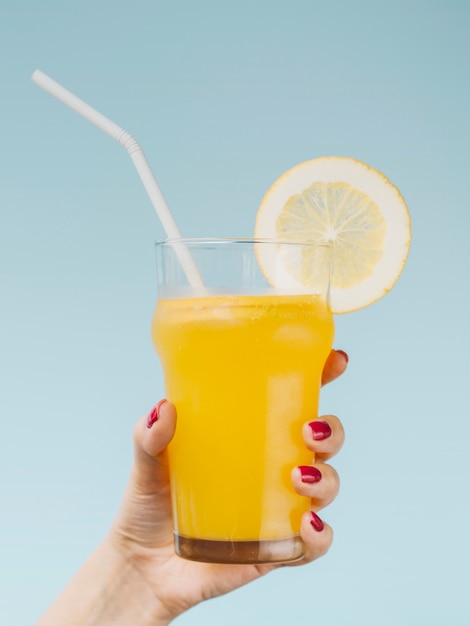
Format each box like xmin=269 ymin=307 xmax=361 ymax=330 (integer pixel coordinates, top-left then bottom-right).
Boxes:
xmin=95 ymin=537 xmax=173 ymax=626
xmin=37 ymin=537 xmax=172 ymax=626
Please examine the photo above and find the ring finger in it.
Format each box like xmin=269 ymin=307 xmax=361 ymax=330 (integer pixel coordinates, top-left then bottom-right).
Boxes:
xmin=291 ymin=462 xmax=340 ymax=510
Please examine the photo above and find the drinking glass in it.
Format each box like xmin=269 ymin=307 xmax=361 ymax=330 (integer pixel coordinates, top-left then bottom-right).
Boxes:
xmin=151 ymin=238 xmax=333 ymax=563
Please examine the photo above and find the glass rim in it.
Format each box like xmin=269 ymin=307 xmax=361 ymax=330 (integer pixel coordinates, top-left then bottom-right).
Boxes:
xmin=155 ymin=237 xmax=333 ymax=247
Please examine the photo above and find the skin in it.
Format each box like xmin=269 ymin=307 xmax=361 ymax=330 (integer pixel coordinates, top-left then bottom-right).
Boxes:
xmin=37 ymin=349 xmax=348 ymax=626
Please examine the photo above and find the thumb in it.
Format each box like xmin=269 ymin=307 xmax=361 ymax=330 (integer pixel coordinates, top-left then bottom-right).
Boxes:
xmin=131 ymin=399 xmax=177 ymax=494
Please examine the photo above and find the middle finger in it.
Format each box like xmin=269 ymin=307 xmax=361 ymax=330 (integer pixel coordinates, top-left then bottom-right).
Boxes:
xmin=302 ymin=413 xmax=345 ymax=462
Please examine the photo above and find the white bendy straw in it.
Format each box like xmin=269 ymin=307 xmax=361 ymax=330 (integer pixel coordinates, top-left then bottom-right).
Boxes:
xmin=31 ymin=69 xmax=204 ymax=288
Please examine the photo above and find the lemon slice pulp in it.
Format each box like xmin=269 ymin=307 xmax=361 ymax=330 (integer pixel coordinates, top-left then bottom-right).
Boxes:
xmin=254 ymin=156 xmax=411 ymax=314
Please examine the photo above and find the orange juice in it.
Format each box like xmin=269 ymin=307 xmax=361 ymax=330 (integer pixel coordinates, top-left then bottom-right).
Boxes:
xmin=152 ymin=293 xmax=334 ymax=562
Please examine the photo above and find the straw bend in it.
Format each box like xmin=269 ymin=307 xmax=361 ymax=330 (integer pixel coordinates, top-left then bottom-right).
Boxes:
xmin=114 ymin=128 xmax=142 ymax=155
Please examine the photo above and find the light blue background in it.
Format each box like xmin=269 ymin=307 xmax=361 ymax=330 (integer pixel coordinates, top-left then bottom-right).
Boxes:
xmin=1 ymin=1 xmax=469 ymax=624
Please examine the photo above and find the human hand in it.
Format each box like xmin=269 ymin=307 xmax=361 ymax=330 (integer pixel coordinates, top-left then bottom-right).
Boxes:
xmin=105 ymin=348 xmax=347 ymax=624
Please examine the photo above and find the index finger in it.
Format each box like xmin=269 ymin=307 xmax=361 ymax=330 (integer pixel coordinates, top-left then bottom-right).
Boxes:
xmin=321 ymin=349 xmax=349 ymax=386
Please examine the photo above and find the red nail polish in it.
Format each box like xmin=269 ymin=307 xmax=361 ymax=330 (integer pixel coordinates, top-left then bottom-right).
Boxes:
xmin=146 ymin=399 xmax=167 ymax=429
xmin=336 ymin=349 xmax=349 ymax=363
xmin=308 ymin=420 xmax=332 ymax=441
xmin=299 ymin=466 xmax=322 ymax=484
xmin=310 ymin=511 xmax=324 ymax=532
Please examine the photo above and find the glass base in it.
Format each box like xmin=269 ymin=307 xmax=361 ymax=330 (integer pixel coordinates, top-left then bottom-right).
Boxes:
xmin=174 ymin=533 xmax=304 ymax=564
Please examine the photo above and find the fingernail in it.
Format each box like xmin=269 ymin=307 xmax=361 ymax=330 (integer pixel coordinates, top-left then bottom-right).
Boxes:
xmin=310 ymin=511 xmax=324 ymax=532
xmin=299 ymin=466 xmax=322 ymax=484
xmin=336 ymin=349 xmax=349 ymax=363
xmin=308 ymin=420 xmax=332 ymax=441
xmin=146 ymin=399 xmax=167 ymax=429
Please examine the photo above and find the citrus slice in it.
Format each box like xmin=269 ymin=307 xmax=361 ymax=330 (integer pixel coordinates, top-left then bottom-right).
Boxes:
xmin=254 ymin=156 xmax=411 ymax=313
